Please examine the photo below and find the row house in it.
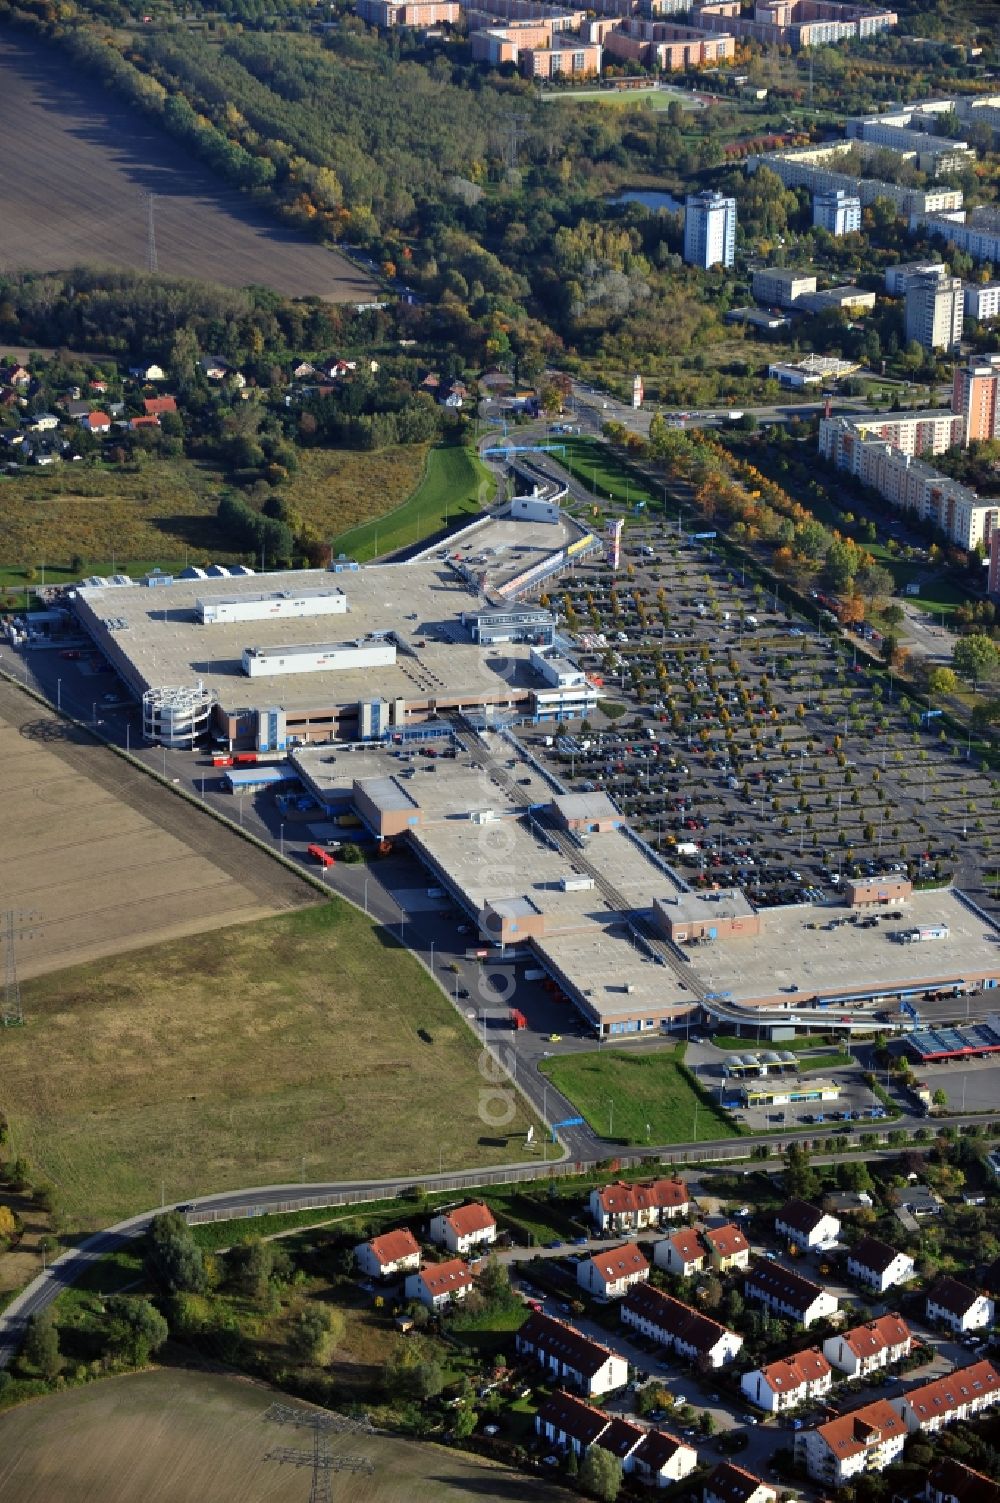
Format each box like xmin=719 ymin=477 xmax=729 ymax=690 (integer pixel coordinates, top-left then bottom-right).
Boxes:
xmin=925 ymin=1276 xmax=994 ymax=1334
xmin=703 ymin=1462 xmax=776 ymax=1503
xmin=536 ymin=1390 xmax=699 ymax=1488
xmin=846 ymin=1235 xmax=915 ymax=1294
xmin=823 ymin=1314 xmax=913 ymax=1379
xmin=621 ymin=1284 xmax=744 ymax=1369
xmin=897 ymin=1360 xmax=1000 ymax=1433
xmin=355 ymin=1227 xmax=421 ymax=1280
xmin=924 ymin=1458 xmax=1000 ymax=1503
xmin=516 ymin=1310 xmax=628 ymax=1399
xmin=741 ymin=1347 xmax=833 ymax=1413
xmin=656 ymin=1222 xmax=750 ymax=1278
xmin=589 ymin=1178 xmax=689 ymax=1234
xmin=744 ymin=1260 xmax=839 ymax=1328
xmin=796 ymin=1400 xmax=908 ymax=1485
xmin=429 ymin=1202 xmax=497 ymax=1256
xmin=578 ymin=1242 xmax=650 ymax=1300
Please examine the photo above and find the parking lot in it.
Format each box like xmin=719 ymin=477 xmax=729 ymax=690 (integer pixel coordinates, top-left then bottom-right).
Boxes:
xmin=685 ymin=1040 xmax=886 ymax=1134
xmin=519 ymin=519 xmax=1000 ymax=921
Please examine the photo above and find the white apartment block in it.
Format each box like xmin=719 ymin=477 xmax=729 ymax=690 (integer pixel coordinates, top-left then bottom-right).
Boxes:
xmin=845 ymin=1237 xmax=916 ymax=1294
xmin=885 ymin=260 xmax=945 ymax=296
xmin=924 ymin=208 xmax=1000 ymax=268
xmin=747 ymin=144 xmax=963 ymax=219
xmin=819 ymin=416 xmax=999 ymax=551
xmin=752 ymin=268 xmax=817 ymax=306
xmin=905 ymin=273 xmax=964 ymax=352
xmin=898 ymin=1361 xmax=1000 ymax=1433
xmin=684 ymin=192 xmax=736 ymax=269
xmin=833 ymin=409 xmax=963 ymax=459
xmin=813 ymin=188 xmax=861 ymax=235
xmin=966 ymin=283 xmax=1000 ymax=322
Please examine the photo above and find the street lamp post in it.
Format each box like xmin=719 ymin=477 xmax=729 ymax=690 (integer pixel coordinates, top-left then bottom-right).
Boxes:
xmin=279 ymin=822 xmax=285 ymax=858
xmin=56 ymin=678 xmax=61 ymax=712
xmin=363 ymin=876 xmax=369 ymax=916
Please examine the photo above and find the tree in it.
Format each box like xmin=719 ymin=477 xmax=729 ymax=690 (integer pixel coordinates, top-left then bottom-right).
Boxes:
xmin=932 ymin=1088 xmax=947 ymax=1108
xmin=927 ymin=667 xmax=958 ymax=696
xmin=784 ymin=1141 xmax=818 ymax=1199
xmin=289 ymin=1304 xmax=334 ymax=1364
xmin=147 ymin=1212 xmax=206 ymax=1294
xmin=953 ymin=633 xmax=1000 ymax=688
xmin=0 ymin=1205 xmax=18 ymax=1247
xmin=700 ymin=1409 xmax=716 ymax=1436
xmin=230 ymin=1238 xmax=273 ymax=1300
xmin=580 ymin=1444 xmax=622 ymax=1503
xmin=22 ymin=1311 xmax=61 ymax=1380
xmin=103 ymin=1296 xmax=169 ymax=1367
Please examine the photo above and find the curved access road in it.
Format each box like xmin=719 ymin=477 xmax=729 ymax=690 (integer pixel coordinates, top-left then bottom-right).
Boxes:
xmin=1 ymin=1112 xmax=986 ymax=1371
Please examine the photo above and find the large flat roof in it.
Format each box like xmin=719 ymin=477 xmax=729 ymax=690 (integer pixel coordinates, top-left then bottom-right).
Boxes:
xmin=75 ymin=559 xmax=542 ymax=712
xmin=691 ymin=892 xmax=1000 ymax=1008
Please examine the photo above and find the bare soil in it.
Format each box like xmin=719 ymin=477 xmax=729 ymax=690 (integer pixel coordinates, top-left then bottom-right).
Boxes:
xmin=0 ymin=678 xmax=316 ymax=980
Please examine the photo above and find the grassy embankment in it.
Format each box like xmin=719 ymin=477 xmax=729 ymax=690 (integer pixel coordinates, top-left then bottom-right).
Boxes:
xmin=540 ymin=1041 xmax=740 ymax=1146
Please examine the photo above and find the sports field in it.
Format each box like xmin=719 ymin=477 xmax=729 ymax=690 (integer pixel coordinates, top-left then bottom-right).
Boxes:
xmin=3 ymin=896 xmax=540 ymax=1227
xmin=539 ymin=1043 xmax=740 ymax=1145
xmin=0 ymin=35 xmax=373 ymax=300
xmin=0 ymin=681 xmax=314 ymax=979
xmin=0 ymin=1368 xmax=579 ymax=1503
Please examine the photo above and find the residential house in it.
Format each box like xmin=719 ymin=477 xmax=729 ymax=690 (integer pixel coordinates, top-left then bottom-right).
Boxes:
xmin=429 ymin=1202 xmax=497 ymax=1256
xmin=1 ymin=363 xmax=30 ymax=386
xmin=199 ymin=356 xmax=230 ymax=380
xmin=925 ymin=1276 xmax=994 ymax=1333
xmin=321 ymin=358 xmax=358 ymax=379
xmin=536 ymin=1391 xmax=696 ymax=1484
xmin=621 ymin=1284 xmax=744 ymax=1368
xmin=440 ymin=380 xmax=467 ymax=409
xmin=846 ymin=1236 xmax=915 ymax=1294
xmin=896 ymin=1360 xmax=1000 ymax=1433
xmin=535 ymin=1390 xmax=614 ymax=1457
xmin=775 ymin=1197 xmax=841 ymax=1251
xmin=578 ymin=1243 xmax=650 ymax=1300
xmin=81 ymin=411 xmax=111 ymax=434
xmin=64 ymin=399 xmax=93 ymax=420
xmin=355 ymin=1227 xmax=421 ymax=1280
xmin=655 ymin=1227 xmax=707 ymax=1278
xmin=88 ymin=377 xmax=109 ymax=394
xmin=704 ymin=1222 xmax=750 ymax=1273
xmin=823 ymin=1190 xmax=874 ymax=1216
xmin=822 ymin=1315 xmax=913 ymax=1379
xmin=899 ymin=1183 xmax=943 ymax=1217
xmin=589 ymin=1178 xmax=689 ymax=1234
xmin=404 ymin=1257 xmax=472 ymax=1310
xmin=703 ymin=1462 xmax=776 ymax=1503
xmin=291 ymin=361 xmax=317 ymax=379
xmin=796 ymin=1400 xmax=908 ymax=1484
xmin=741 ymin=1348 xmax=833 ymax=1413
xmin=128 ymin=362 xmax=165 ymax=381
xmin=143 ymin=396 xmax=177 ymax=418
xmin=515 ymin=1310 xmax=628 ymax=1398
xmin=129 ymin=415 xmax=160 ymax=431
xmin=24 ymin=413 xmax=60 ymax=432
xmin=632 ymin=1429 xmax=700 ymax=1489
xmin=744 ymin=1260 xmax=839 ymax=1328
xmin=924 ymin=1457 xmax=1000 ymax=1503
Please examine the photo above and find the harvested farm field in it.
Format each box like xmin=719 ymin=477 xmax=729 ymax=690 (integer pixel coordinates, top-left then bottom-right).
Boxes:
xmin=0 ymin=1369 xmax=582 ymax=1503
xmin=0 ymin=679 xmax=316 ymax=980
xmin=0 ymin=34 xmax=374 ymax=300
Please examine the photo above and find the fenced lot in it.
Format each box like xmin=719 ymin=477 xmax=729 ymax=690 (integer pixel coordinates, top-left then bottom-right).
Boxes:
xmin=0 ymin=681 xmax=314 ymax=980
xmin=0 ymin=34 xmax=373 ymax=300
xmin=0 ymin=1367 xmax=573 ymax=1503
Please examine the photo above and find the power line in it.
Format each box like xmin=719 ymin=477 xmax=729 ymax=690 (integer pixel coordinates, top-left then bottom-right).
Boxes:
xmin=144 ymin=191 xmax=158 ymax=274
